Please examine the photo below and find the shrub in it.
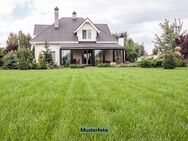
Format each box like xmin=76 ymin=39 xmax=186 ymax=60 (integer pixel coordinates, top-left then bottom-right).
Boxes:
xmin=29 ymin=60 xmax=38 ymax=69
xmin=38 ymin=52 xmax=47 ymax=69
xmin=175 ymin=59 xmax=187 ymax=67
xmin=3 ymin=51 xmax=18 ymax=69
xmin=17 ymin=57 xmax=30 ymax=70
xmin=163 ymin=52 xmax=176 ymax=69
xmin=16 ymin=48 xmax=34 ymax=70
xmin=138 ymin=58 xmax=162 ymax=68
xmin=70 ymin=64 xmax=85 ymax=69
xmin=97 ymin=63 xmax=110 ymax=67
xmin=138 ymin=59 xmax=152 ymax=68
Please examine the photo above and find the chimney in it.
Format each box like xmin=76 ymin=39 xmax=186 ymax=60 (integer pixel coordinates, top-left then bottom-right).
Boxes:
xmin=54 ymin=7 xmax=59 ymax=28
xmin=118 ymin=37 xmax=124 ymax=46
xmin=72 ymin=11 xmax=77 ymax=20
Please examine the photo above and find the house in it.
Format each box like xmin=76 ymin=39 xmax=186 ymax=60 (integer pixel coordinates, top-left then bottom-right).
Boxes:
xmin=30 ymin=7 xmax=125 ymax=66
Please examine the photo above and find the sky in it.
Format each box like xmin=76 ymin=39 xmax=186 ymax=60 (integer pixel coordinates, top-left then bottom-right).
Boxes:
xmin=0 ymin=0 xmax=188 ymax=53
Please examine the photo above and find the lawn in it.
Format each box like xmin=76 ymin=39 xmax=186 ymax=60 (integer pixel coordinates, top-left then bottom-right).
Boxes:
xmin=0 ymin=68 xmax=187 ymax=141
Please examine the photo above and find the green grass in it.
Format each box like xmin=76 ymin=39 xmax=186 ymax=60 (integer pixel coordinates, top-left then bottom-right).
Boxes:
xmin=0 ymin=68 xmax=188 ymax=141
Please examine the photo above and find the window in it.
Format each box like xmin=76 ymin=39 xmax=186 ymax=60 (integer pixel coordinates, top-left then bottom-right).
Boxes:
xmin=82 ymin=30 xmax=91 ymax=39
xmin=61 ymin=50 xmax=71 ymax=65
xmin=95 ymin=50 xmax=103 ymax=65
xmin=51 ymin=51 xmax=55 ymax=63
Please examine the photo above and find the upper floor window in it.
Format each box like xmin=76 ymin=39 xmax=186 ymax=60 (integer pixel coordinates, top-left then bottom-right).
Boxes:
xmin=82 ymin=30 xmax=91 ymax=39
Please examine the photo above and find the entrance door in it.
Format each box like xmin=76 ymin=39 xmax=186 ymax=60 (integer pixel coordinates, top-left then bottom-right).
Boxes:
xmin=83 ymin=50 xmax=93 ymax=65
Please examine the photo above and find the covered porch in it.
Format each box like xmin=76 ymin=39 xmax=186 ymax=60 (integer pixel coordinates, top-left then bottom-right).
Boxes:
xmin=60 ymin=43 xmax=125 ymax=66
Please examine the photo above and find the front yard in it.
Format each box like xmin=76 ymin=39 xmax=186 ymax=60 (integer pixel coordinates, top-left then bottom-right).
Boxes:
xmin=0 ymin=68 xmax=187 ymax=141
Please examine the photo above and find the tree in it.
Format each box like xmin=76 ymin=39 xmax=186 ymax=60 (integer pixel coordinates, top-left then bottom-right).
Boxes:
xmin=163 ymin=52 xmax=176 ymax=69
xmin=5 ymin=31 xmax=32 ymax=52
xmin=0 ymin=48 xmax=5 ymax=66
xmin=125 ymin=38 xmax=140 ymax=62
xmin=154 ymin=19 xmax=185 ymax=53
xmin=112 ymin=32 xmax=128 ymax=40
xmin=42 ymin=41 xmax=53 ymax=65
xmin=176 ymin=34 xmax=188 ymax=59
xmin=3 ymin=51 xmax=18 ymax=69
xmin=16 ymin=48 xmax=34 ymax=70
xmin=138 ymin=44 xmax=145 ymax=57
xmin=38 ymin=52 xmax=47 ymax=69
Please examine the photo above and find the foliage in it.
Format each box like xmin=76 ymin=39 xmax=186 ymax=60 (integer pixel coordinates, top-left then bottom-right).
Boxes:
xmin=42 ymin=41 xmax=54 ymax=65
xmin=154 ymin=19 xmax=185 ymax=53
xmin=138 ymin=58 xmax=163 ymax=68
xmin=6 ymin=31 xmax=31 ymax=49
xmin=2 ymin=51 xmax=18 ymax=69
xmin=112 ymin=32 xmax=128 ymax=40
xmin=176 ymin=34 xmax=188 ymax=59
xmin=16 ymin=48 xmax=34 ymax=70
xmin=70 ymin=64 xmax=85 ymax=69
xmin=138 ymin=44 xmax=145 ymax=57
xmin=175 ymin=58 xmax=187 ymax=67
xmin=0 ymin=48 xmax=5 ymax=66
xmin=17 ymin=57 xmax=30 ymax=70
xmin=97 ymin=63 xmax=110 ymax=67
xmin=38 ymin=52 xmax=47 ymax=69
xmin=163 ymin=52 xmax=176 ymax=69
xmin=29 ymin=60 xmax=38 ymax=69
xmin=125 ymin=38 xmax=140 ymax=62
xmin=152 ymin=48 xmax=158 ymax=55
xmin=5 ymin=44 xmax=18 ymax=53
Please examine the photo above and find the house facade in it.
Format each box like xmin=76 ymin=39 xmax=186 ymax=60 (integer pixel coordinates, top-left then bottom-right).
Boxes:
xmin=30 ymin=7 xmax=125 ymax=66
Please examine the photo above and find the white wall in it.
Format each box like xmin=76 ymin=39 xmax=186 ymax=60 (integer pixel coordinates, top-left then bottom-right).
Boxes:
xmin=34 ymin=44 xmax=60 ymax=65
xmin=77 ymin=22 xmax=97 ymax=42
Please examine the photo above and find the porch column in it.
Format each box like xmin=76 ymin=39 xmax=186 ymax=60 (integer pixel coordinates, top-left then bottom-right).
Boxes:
xmin=71 ymin=50 xmax=73 ymax=64
xmin=113 ymin=50 xmax=115 ymax=62
xmin=103 ymin=50 xmax=105 ymax=63
xmin=92 ymin=50 xmax=95 ymax=66
xmin=122 ymin=49 xmax=125 ymax=63
xmin=60 ymin=49 xmax=62 ymax=65
xmin=81 ymin=50 xmax=84 ymax=64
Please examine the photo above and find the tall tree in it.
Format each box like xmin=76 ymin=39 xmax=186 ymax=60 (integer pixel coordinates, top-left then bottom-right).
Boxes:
xmin=125 ymin=38 xmax=140 ymax=62
xmin=176 ymin=34 xmax=188 ymax=59
xmin=154 ymin=19 xmax=185 ymax=53
xmin=6 ymin=31 xmax=32 ymax=52
xmin=112 ymin=32 xmax=128 ymax=40
xmin=138 ymin=44 xmax=145 ymax=57
xmin=42 ymin=41 xmax=53 ymax=64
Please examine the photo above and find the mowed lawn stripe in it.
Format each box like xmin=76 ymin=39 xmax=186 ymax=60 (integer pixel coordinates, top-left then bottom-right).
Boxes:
xmin=0 ymin=68 xmax=187 ymax=141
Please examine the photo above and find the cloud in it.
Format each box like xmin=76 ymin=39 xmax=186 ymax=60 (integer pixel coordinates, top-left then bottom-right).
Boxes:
xmin=0 ymin=0 xmax=188 ymax=54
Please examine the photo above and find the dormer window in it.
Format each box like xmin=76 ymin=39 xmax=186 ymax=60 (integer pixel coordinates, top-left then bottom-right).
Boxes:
xmin=82 ymin=30 xmax=91 ymax=39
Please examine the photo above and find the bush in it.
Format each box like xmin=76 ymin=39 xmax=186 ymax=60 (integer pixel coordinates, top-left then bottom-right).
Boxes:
xmin=29 ymin=60 xmax=38 ymax=69
xmin=138 ymin=58 xmax=162 ymax=68
xmin=97 ymin=63 xmax=110 ymax=67
xmin=70 ymin=64 xmax=85 ymax=69
xmin=3 ymin=51 xmax=18 ymax=69
xmin=175 ymin=59 xmax=187 ymax=67
xmin=17 ymin=57 xmax=30 ymax=70
xmin=163 ymin=52 xmax=176 ymax=69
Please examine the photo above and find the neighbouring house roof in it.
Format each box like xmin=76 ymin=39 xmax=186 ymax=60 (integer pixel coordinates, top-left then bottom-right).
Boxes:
xmin=30 ymin=17 xmax=117 ymax=43
xmin=60 ymin=43 xmax=124 ymax=49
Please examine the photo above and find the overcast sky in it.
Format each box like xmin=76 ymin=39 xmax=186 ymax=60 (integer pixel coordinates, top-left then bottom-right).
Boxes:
xmin=0 ymin=0 xmax=188 ymax=53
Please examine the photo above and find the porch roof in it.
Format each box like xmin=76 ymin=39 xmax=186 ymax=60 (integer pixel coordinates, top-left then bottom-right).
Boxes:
xmin=60 ymin=43 xmax=124 ymax=50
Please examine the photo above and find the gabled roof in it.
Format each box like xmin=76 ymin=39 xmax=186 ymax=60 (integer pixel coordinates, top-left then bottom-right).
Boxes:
xmin=74 ymin=18 xmax=100 ymax=34
xmin=33 ymin=24 xmax=49 ymax=36
xmin=30 ymin=17 xmax=117 ymax=43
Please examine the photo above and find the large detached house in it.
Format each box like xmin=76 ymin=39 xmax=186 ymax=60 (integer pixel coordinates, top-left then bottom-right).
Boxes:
xmin=30 ymin=7 xmax=125 ymax=66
